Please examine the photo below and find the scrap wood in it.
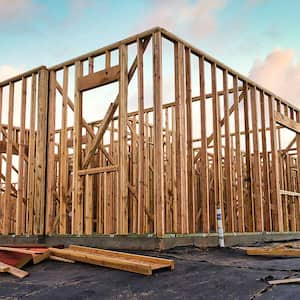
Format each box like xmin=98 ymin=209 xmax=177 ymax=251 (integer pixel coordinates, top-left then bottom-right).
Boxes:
xmin=238 ymin=246 xmax=300 ymax=257
xmin=268 ymin=278 xmax=300 ymax=285
xmin=49 ymin=256 xmax=75 ymax=263
xmin=49 ymin=245 xmax=174 ymax=275
xmin=0 ymin=246 xmax=50 ymax=264
xmin=0 ymin=262 xmax=28 ymax=279
xmin=0 ymin=251 xmax=32 ymax=268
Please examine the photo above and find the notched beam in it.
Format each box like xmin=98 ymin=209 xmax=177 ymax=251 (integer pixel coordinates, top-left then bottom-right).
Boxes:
xmin=78 ymin=65 xmax=120 ymax=92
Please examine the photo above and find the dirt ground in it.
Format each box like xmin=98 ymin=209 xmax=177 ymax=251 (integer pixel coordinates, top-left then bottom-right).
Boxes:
xmin=0 ymin=246 xmax=300 ymax=299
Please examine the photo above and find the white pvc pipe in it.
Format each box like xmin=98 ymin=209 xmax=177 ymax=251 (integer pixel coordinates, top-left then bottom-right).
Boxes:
xmin=216 ymin=208 xmax=225 ymax=247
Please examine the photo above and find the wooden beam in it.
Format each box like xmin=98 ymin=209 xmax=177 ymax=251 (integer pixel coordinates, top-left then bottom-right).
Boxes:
xmin=269 ymin=96 xmax=283 ymax=232
xmin=78 ymin=165 xmax=119 ymax=176
xmin=34 ymin=68 xmax=49 ymax=235
xmin=153 ymin=31 xmax=165 ymax=236
xmin=78 ymin=65 xmax=120 ymax=92
xmin=137 ymin=38 xmax=145 ymax=234
xmin=118 ymin=44 xmax=129 ymax=234
xmin=275 ymin=111 xmax=300 ymax=133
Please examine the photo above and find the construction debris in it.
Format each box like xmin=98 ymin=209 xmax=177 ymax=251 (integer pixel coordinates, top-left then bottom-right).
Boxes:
xmin=0 ymin=262 xmax=28 ymax=278
xmin=238 ymin=241 xmax=300 ymax=257
xmin=268 ymin=278 xmax=300 ymax=285
xmin=0 ymin=245 xmax=174 ymax=278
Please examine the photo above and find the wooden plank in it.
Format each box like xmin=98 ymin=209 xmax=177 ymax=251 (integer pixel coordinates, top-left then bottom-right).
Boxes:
xmin=45 ymin=71 xmax=56 ymax=234
xmin=78 ymin=165 xmax=119 ymax=176
xmin=3 ymin=82 xmax=14 ymax=234
xmin=246 ymin=247 xmax=300 ymax=257
xmin=185 ymin=47 xmax=195 ymax=233
xmin=199 ymin=56 xmax=209 ymax=233
xmin=250 ymin=86 xmax=263 ymax=232
xmin=59 ymin=67 xmax=68 ymax=234
xmin=275 ymin=111 xmax=300 ymax=133
xmin=16 ymin=77 xmax=27 ymax=235
xmin=49 ymin=247 xmax=155 ymax=275
xmin=153 ymin=31 xmax=165 ymax=236
xmin=32 ymin=250 xmax=50 ymax=264
xmin=78 ymin=65 xmax=120 ymax=92
xmin=269 ymin=96 xmax=284 ymax=232
xmin=223 ymin=69 xmax=234 ymax=232
xmin=233 ymin=75 xmax=244 ymax=232
xmin=49 ymin=256 xmax=75 ymax=263
xmin=118 ymin=44 xmax=129 ymax=234
xmin=243 ymin=82 xmax=253 ymax=231
xmin=72 ymin=61 xmax=84 ymax=234
xmin=211 ymin=63 xmax=223 ymax=225
xmin=34 ymin=68 xmax=49 ymax=235
xmin=174 ymin=41 xmax=188 ymax=234
xmin=0 ymin=262 xmax=28 ymax=278
xmin=268 ymin=278 xmax=300 ymax=285
xmin=69 ymin=245 xmax=174 ymax=267
xmin=137 ymin=38 xmax=145 ymax=234
xmin=260 ymin=90 xmax=271 ymax=231
xmin=27 ymin=74 xmax=37 ymax=234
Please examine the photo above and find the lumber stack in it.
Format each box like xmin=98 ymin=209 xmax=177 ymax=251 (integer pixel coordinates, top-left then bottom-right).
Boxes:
xmin=0 ymin=244 xmax=174 ymax=278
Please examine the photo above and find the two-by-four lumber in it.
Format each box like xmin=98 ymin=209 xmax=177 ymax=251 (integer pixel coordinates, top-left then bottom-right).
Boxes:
xmin=118 ymin=44 xmax=129 ymax=234
xmin=199 ymin=56 xmax=210 ymax=233
xmin=185 ymin=47 xmax=195 ymax=233
xmin=16 ymin=77 xmax=27 ymax=235
xmin=153 ymin=31 xmax=165 ymax=236
xmin=211 ymin=63 xmax=223 ymax=222
xmin=59 ymin=66 xmax=69 ymax=234
xmin=34 ymin=68 xmax=49 ymax=235
xmin=223 ymin=69 xmax=234 ymax=232
xmin=269 ymin=96 xmax=284 ymax=232
xmin=250 ymin=86 xmax=263 ymax=231
xmin=245 ymin=247 xmax=300 ymax=257
xmin=3 ymin=82 xmax=14 ymax=234
xmin=72 ymin=61 xmax=84 ymax=234
xmin=0 ymin=261 xmax=28 ymax=278
xmin=233 ymin=75 xmax=245 ymax=232
xmin=49 ymin=245 xmax=174 ymax=275
xmin=27 ymin=74 xmax=37 ymax=234
xmin=260 ymin=90 xmax=272 ymax=231
xmin=275 ymin=111 xmax=300 ymax=134
xmin=69 ymin=245 xmax=174 ymax=268
xmin=174 ymin=41 xmax=188 ymax=234
xmin=137 ymin=38 xmax=145 ymax=234
xmin=45 ymin=71 xmax=56 ymax=234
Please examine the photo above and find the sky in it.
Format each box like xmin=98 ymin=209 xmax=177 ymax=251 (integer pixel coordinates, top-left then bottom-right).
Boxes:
xmin=0 ymin=0 xmax=300 ymax=108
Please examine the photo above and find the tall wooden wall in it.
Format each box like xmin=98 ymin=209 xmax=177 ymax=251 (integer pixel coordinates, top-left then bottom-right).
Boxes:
xmin=0 ymin=27 xmax=300 ymax=236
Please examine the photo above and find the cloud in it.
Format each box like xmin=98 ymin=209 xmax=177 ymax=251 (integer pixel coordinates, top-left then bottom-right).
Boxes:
xmin=0 ymin=0 xmax=38 ymax=22
xmin=0 ymin=65 xmax=21 ymax=82
xmin=249 ymin=49 xmax=300 ymax=107
xmin=139 ymin=0 xmax=228 ymax=39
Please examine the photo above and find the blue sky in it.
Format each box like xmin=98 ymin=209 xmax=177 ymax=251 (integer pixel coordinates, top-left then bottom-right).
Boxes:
xmin=0 ymin=0 xmax=300 ymax=106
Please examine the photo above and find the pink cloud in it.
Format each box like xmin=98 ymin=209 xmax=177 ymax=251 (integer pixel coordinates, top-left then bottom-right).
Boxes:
xmin=0 ymin=65 xmax=21 ymax=82
xmin=139 ymin=0 xmax=228 ymax=39
xmin=249 ymin=49 xmax=300 ymax=107
xmin=0 ymin=0 xmax=38 ymax=22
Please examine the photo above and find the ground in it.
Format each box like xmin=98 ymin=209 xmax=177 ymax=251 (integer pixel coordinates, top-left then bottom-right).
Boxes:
xmin=0 ymin=246 xmax=300 ymax=299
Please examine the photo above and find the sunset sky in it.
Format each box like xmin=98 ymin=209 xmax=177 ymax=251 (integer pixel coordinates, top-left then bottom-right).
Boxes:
xmin=0 ymin=0 xmax=300 ymax=107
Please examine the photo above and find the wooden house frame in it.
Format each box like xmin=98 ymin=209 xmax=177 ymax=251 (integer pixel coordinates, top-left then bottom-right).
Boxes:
xmin=0 ymin=27 xmax=299 ymax=239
